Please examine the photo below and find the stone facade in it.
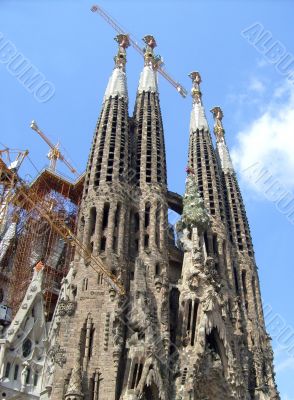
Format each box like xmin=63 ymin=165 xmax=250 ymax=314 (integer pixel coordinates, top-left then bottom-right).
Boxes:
xmin=0 ymin=35 xmax=279 ymax=399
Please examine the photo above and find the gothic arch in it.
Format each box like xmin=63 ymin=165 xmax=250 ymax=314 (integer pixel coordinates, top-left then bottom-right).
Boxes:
xmin=206 ymin=327 xmax=228 ymax=374
xmin=142 ymin=382 xmax=160 ymax=400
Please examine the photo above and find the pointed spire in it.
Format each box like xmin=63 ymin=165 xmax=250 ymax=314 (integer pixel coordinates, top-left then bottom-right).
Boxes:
xmin=210 ymin=107 xmax=234 ymax=173
xmin=103 ymin=34 xmax=129 ymax=102
xmin=65 ymin=356 xmax=84 ymax=399
xmin=138 ymin=35 xmax=163 ymax=93
xmin=189 ymin=72 xmax=209 ymax=131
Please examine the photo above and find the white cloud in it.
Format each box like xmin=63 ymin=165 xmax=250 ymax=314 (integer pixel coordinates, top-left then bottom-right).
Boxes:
xmin=257 ymin=58 xmax=268 ymax=68
xmin=249 ymin=77 xmax=265 ymax=93
xmin=231 ymin=83 xmax=294 ymax=194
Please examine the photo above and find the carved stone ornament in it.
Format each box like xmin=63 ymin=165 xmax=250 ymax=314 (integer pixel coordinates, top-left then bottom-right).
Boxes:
xmin=188 ymin=273 xmax=199 ymax=291
xmin=57 ymin=299 xmax=76 ymax=317
xmin=48 ymin=343 xmax=67 ymax=367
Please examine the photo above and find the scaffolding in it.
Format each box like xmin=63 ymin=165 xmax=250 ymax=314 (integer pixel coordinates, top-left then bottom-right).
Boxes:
xmin=0 ymin=152 xmax=83 ymax=320
xmin=0 ymin=147 xmax=125 ymax=322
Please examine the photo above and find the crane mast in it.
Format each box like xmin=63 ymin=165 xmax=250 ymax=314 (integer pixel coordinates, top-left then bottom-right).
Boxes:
xmin=91 ymin=4 xmax=188 ymax=98
xmin=30 ymin=120 xmax=78 ymax=176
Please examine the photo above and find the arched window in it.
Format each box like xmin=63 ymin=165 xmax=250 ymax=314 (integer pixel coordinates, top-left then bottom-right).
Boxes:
xmin=22 ymin=338 xmax=32 ymax=358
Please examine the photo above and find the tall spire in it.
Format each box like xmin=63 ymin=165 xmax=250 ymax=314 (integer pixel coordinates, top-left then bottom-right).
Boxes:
xmin=134 ymin=34 xmax=167 ymax=187
xmin=137 ymin=35 xmax=162 ymax=93
xmin=103 ymin=34 xmax=130 ymax=102
xmin=189 ymin=71 xmax=209 ymax=131
xmin=211 ymin=106 xmax=234 ymax=173
xmin=187 ymin=72 xmax=225 ymax=221
xmin=211 ymin=106 xmax=253 ymax=255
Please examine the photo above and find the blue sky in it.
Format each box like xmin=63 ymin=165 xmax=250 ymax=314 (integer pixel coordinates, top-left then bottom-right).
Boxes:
xmin=0 ymin=0 xmax=293 ymax=397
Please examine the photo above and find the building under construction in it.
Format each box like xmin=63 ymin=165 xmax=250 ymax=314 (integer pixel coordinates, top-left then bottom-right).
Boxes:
xmin=0 ymin=147 xmax=84 ymax=322
xmin=0 ymin=4 xmax=280 ymax=400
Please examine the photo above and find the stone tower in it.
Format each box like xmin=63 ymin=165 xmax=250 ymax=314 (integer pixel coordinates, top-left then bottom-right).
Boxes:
xmin=46 ymin=34 xmax=133 ymax=399
xmin=172 ymin=73 xmax=279 ymax=400
xmin=43 ymin=39 xmax=279 ymax=400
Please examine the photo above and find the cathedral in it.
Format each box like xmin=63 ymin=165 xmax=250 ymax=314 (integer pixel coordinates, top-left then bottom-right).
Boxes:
xmin=0 ymin=33 xmax=279 ymax=399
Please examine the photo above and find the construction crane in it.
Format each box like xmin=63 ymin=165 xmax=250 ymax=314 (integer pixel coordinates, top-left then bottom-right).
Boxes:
xmin=0 ymin=153 xmax=125 ymax=296
xmin=30 ymin=120 xmax=78 ymax=176
xmin=0 ymin=148 xmax=29 ymax=233
xmin=91 ymin=4 xmax=188 ymax=98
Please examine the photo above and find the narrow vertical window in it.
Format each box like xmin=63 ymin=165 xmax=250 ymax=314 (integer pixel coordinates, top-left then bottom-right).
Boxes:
xmin=155 ymin=263 xmax=161 ymax=276
xmin=89 ymin=327 xmax=95 ymax=359
xmin=186 ymin=300 xmax=192 ymax=333
xmin=89 ymin=207 xmax=97 ymax=236
xmin=14 ymin=364 xmax=19 ymax=380
xmin=5 ymin=362 xmax=11 ymax=378
xmin=97 ymin=273 xmax=103 ymax=285
xmin=144 ymin=203 xmax=151 ymax=228
xmin=213 ymin=234 xmax=218 ymax=256
xmin=113 ymin=203 xmax=121 ymax=253
xmin=100 ymin=237 xmax=106 ymax=252
xmin=242 ymin=270 xmax=248 ymax=310
xmin=191 ymin=302 xmax=199 ymax=346
xmin=82 ymin=278 xmax=89 ymax=292
xmin=252 ymin=276 xmax=259 ymax=315
xmin=155 ymin=202 xmax=160 ymax=247
xmin=131 ymin=364 xmax=138 ymax=389
xmin=26 ymin=368 xmax=31 ymax=384
xmin=114 ymin=203 xmax=121 ymax=228
xmin=203 ymin=231 xmax=209 ymax=255
xmin=133 ymin=212 xmax=140 ymax=254
xmin=223 ymin=241 xmax=227 ymax=268
xmin=136 ymin=364 xmax=143 ymax=387
xmin=34 ymin=371 xmax=39 ymax=386
xmin=144 ymin=234 xmax=149 ymax=249
xmin=233 ymin=262 xmax=239 ymax=293
xmin=102 ymin=203 xmax=110 ymax=230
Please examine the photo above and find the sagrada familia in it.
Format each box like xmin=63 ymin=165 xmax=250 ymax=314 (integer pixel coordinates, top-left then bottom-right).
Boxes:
xmin=0 ymin=34 xmax=279 ymax=399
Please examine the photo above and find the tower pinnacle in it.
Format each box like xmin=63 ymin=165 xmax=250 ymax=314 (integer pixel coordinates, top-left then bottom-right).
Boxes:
xmin=211 ymin=106 xmax=234 ymax=173
xmin=211 ymin=106 xmax=225 ymax=142
xmin=104 ymin=34 xmax=129 ymax=102
xmin=189 ymin=71 xmax=203 ymax=104
xmin=138 ymin=34 xmax=162 ymax=93
xmin=189 ymin=71 xmax=209 ymax=131
xmin=114 ymin=33 xmax=130 ymax=70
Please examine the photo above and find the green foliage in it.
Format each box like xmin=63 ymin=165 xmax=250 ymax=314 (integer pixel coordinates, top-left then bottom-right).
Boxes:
xmin=178 ymin=174 xmax=210 ymax=231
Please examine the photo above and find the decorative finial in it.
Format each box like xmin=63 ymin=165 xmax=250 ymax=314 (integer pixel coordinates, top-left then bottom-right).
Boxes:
xmin=30 ymin=120 xmax=39 ymax=132
xmin=211 ymin=106 xmax=225 ymax=142
xmin=114 ymin=34 xmax=130 ymax=70
xmin=142 ymin=35 xmax=163 ymax=69
xmin=189 ymin=71 xmax=202 ymax=104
